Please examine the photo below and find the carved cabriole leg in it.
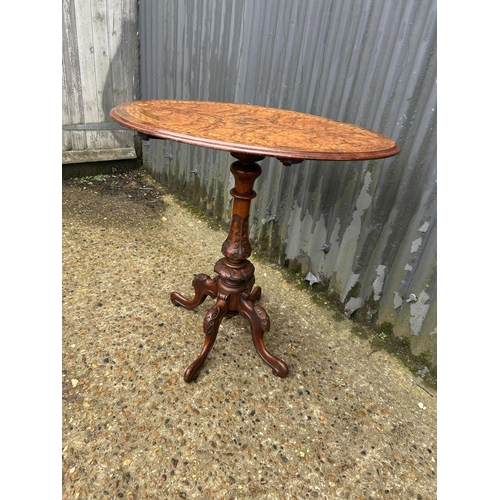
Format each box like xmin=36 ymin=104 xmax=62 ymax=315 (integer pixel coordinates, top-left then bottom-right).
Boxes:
xmin=238 ymin=292 xmax=289 ymax=377
xmin=248 ymin=284 xmax=262 ymax=303
xmin=171 ymin=274 xmax=218 ymax=309
xmin=183 ymin=294 xmax=229 ymax=382
xmin=170 ymin=152 xmax=289 ymax=381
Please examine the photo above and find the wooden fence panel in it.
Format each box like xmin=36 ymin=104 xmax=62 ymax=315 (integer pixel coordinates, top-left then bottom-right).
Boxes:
xmin=62 ymin=0 xmax=139 ymax=164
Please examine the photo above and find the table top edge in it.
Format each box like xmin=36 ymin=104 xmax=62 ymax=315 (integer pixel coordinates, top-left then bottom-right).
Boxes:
xmin=110 ymin=100 xmax=401 ymax=162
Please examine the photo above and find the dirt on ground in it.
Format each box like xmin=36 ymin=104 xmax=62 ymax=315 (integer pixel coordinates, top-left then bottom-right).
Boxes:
xmin=62 ymin=168 xmax=166 ymax=223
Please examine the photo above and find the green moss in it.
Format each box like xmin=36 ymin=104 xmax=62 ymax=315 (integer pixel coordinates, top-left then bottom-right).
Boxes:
xmin=351 ymin=319 xmax=437 ymax=390
xmin=280 ymin=256 xmax=437 ymax=391
xmin=172 ymin=195 xmax=226 ymax=233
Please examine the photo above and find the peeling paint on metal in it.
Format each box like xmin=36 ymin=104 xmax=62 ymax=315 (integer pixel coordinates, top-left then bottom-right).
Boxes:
xmin=411 ymin=237 xmax=422 ymax=253
xmin=419 ymin=221 xmax=430 ymax=232
xmin=372 ymin=265 xmax=387 ymax=301
xmin=345 ymin=296 xmax=362 ymax=317
xmin=333 ymin=171 xmax=372 ymax=300
xmin=393 ymin=292 xmax=404 ymax=310
xmin=410 ymin=290 xmax=430 ymax=336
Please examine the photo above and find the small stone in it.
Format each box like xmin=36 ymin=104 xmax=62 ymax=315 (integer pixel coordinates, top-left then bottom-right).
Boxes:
xmin=418 ymin=402 xmax=427 ymax=410
xmin=71 ymin=379 xmax=79 ymax=388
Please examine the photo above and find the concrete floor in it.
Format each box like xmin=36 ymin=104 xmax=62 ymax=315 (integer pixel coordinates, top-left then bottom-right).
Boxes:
xmin=62 ymin=170 xmax=436 ymax=499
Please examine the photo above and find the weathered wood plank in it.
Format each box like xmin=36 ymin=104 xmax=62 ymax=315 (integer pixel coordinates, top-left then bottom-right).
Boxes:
xmin=74 ymin=0 xmax=100 ymax=150
xmin=62 ymin=0 xmax=87 ymax=151
xmin=62 ymin=147 xmax=137 ymax=164
xmin=63 ymin=130 xmax=135 ymax=152
xmin=91 ymin=0 xmax=113 ymax=149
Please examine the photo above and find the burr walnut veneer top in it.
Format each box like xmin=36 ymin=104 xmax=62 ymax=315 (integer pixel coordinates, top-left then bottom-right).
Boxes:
xmin=110 ymin=100 xmax=400 ymax=162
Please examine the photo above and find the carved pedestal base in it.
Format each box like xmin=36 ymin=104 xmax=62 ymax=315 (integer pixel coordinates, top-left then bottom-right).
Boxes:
xmin=170 ymin=153 xmax=289 ymax=382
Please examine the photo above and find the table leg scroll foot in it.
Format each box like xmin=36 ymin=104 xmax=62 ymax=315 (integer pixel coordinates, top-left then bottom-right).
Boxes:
xmin=238 ymin=294 xmax=289 ymax=378
xmin=248 ymin=285 xmax=262 ymax=303
xmin=171 ymin=274 xmax=218 ymax=310
xmin=183 ymin=295 xmax=228 ymax=382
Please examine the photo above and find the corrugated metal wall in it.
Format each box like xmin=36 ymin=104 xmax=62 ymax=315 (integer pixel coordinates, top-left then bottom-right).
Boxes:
xmin=62 ymin=0 xmax=140 ymax=163
xmin=138 ymin=0 xmax=437 ymax=370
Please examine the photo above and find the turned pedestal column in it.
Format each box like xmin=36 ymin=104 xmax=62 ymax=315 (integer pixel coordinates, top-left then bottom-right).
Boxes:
xmin=170 ymin=153 xmax=289 ymax=382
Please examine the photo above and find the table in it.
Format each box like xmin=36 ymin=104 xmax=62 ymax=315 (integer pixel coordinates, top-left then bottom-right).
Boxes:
xmin=110 ymin=100 xmax=400 ymax=382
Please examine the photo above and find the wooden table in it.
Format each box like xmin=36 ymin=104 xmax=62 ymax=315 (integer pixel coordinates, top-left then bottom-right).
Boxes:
xmin=110 ymin=100 xmax=400 ymax=382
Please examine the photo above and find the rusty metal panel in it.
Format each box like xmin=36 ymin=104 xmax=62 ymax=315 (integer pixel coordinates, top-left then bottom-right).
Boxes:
xmin=62 ymin=0 xmax=140 ymax=161
xmin=139 ymin=0 xmax=437 ymax=370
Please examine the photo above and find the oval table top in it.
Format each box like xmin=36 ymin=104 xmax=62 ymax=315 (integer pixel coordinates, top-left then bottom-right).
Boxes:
xmin=110 ymin=100 xmax=400 ymax=162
